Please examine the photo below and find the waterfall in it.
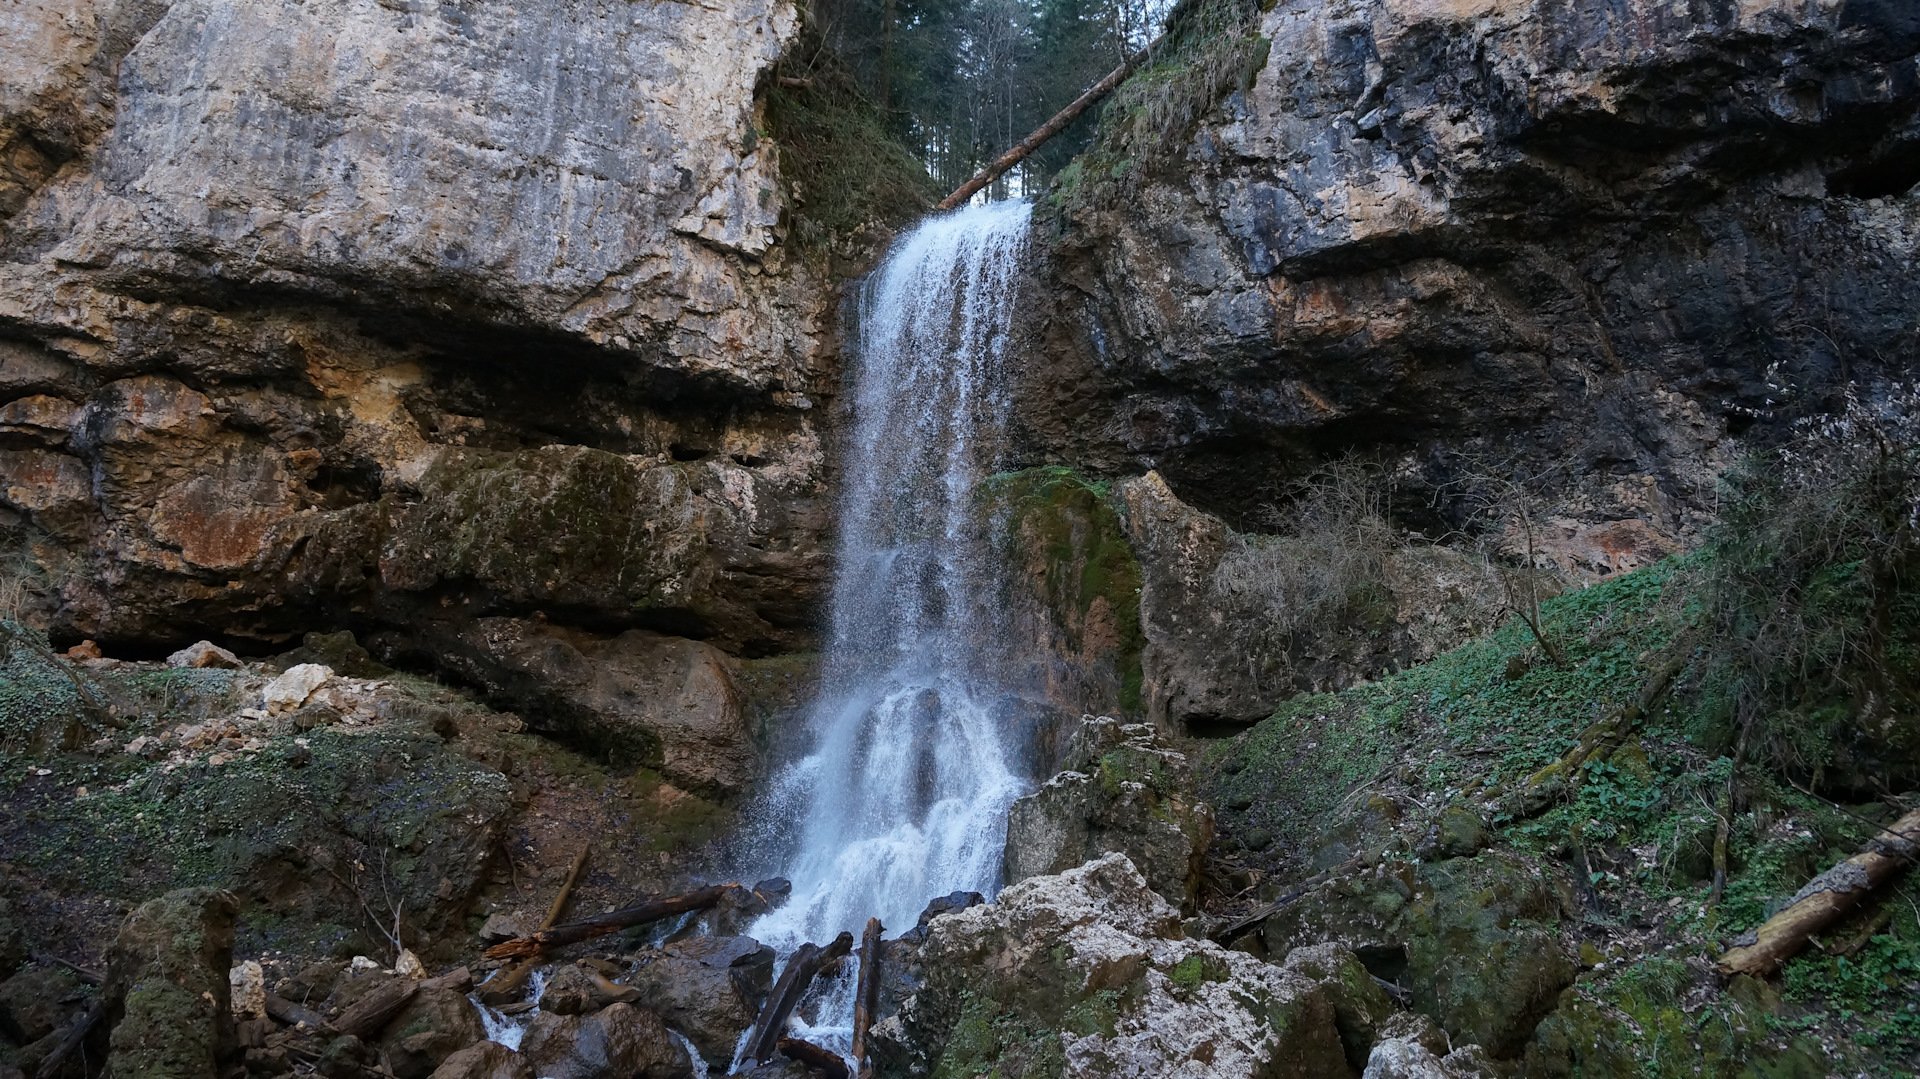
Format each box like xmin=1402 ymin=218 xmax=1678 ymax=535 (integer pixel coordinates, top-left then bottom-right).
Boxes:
xmin=746 ymin=201 xmax=1035 ymax=969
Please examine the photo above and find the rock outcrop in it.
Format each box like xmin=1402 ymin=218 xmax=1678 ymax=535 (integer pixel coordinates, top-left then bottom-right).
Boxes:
xmin=0 ymin=0 xmax=833 ymax=791
xmin=1024 ymin=0 xmax=1920 ymax=543
xmin=871 ymin=852 xmax=1393 ymax=1078
xmin=1003 ymin=716 xmax=1214 ymax=909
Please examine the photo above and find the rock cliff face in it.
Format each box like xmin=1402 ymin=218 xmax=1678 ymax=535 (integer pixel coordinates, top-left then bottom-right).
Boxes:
xmin=1024 ymin=0 xmax=1920 ymax=537
xmin=0 ymin=0 xmax=831 ymax=790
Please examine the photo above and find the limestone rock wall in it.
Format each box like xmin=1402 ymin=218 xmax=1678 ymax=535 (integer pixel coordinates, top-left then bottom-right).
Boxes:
xmin=1022 ymin=0 xmax=1920 ymax=536
xmin=0 ymin=0 xmax=834 ymax=786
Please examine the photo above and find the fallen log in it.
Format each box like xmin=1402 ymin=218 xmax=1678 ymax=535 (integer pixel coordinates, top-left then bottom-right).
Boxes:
xmin=934 ymin=49 xmax=1147 ymax=211
xmin=34 ymin=997 xmax=106 ymax=1079
xmin=850 ymin=916 xmax=883 ymax=1071
xmin=264 ymin=991 xmax=333 ymax=1032
xmin=1210 ymin=858 xmax=1357 ymax=944
xmin=1502 ymin=657 xmax=1685 ymax=821
xmin=331 ymin=978 xmax=418 ymax=1039
xmin=746 ymin=931 xmax=856 ymax=1064
xmin=483 ymin=882 xmax=733 ymax=962
xmin=1716 ymin=806 xmax=1920 ymax=978
xmin=779 ymin=1036 xmax=851 ymax=1079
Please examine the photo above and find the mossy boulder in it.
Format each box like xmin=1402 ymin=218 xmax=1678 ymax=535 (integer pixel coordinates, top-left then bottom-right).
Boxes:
xmin=1003 ymin=716 xmax=1214 ymax=910
xmin=1263 ymin=852 xmax=1575 ymax=1059
xmin=104 ymin=888 xmax=239 ymax=1079
xmin=871 ymin=853 xmax=1366 ymax=1079
xmin=986 ymin=467 xmax=1146 ymax=719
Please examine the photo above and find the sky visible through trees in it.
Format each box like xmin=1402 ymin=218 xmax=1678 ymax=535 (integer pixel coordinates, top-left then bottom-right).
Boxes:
xmin=807 ymin=0 xmax=1177 ymax=196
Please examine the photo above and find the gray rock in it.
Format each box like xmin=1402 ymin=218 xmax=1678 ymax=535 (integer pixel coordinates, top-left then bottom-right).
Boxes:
xmin=520 ymin=1003 xmax=693 ymax=1079
xmin=378 ymin=985 xmax=489 ymax=1079
xmin=623 ymin=935 xmax=774 ymax=1068
xmin=1003 ymin=716 xmax=1214 ymax=909
xmin=428 ymin=1042 xmax=535 ymax=1079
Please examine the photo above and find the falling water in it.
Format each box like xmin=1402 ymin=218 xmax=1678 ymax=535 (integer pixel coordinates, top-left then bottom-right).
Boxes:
xmin=747 ymin=202 xmax=1035 ymax=965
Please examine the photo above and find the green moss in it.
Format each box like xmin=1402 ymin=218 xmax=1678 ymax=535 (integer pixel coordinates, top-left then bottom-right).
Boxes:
xmin=986 ymin=467 xmax=1146 ymax=714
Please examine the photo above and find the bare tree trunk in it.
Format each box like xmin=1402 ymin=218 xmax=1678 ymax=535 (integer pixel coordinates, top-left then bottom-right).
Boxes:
xmin=483 ymin=884 xmax=734 ymax=961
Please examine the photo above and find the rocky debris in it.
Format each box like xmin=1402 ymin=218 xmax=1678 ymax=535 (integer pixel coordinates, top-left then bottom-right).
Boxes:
xmin=263 ymin=664 xmax=334 ymax=713
xmin=1363 ymin=1035 xmax=1498 ymax=1079
xmin=1261 ymin=852 xmax=1578 ymax=1059
xmin=1004 ymin=716 xmax=1214 ymax=909
xmin=872 ymin=852 xmax=1382 ymax=1078
xmin=520 ymin=1003 xmax=695 ymax=1079
xmin=170 ymin=641 xmax=244 ymax=669
xmin=623 ymin=934 xmax=776 ymax=1067
xmin=104 ymin=887 xmax=240 ymax=1079
xmin=429 ymin=1041 xmax=536 ymax=1079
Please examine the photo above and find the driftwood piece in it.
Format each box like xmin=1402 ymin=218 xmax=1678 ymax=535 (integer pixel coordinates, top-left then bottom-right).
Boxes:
xmin=934 ymin=49 xmax=1146 ymax=211
xmin=265 ymin=992 xmax=333 ymax=1031
xmin=1716 ymin=806 xmax=1920 ymax=978
xmin=34 ymin=997 xmax=107 ymax=1079
xmin=477 ymin=846 xmax=592 ymax=1003
xmin=331 ymin=978 xmax=418 ymax=1039
xmin=746 ymin=931 xmax=855 ymax=1063
xmin=850 ymin=916 xmax=883 ymax=1071
xmin=483 ymin=884 xmax=735 ymax=962
xmin=778 ymin=1036 xmax=851 ymax=1079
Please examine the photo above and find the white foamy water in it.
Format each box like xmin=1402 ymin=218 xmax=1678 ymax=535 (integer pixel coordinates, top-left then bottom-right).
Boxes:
xmin=745 ymin=202 xmax=1035 ymax=965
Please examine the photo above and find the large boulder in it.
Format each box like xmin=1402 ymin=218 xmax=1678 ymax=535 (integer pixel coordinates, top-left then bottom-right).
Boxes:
xmin=1004 ymin=716 xmax=1214 ymax=909
xmin=440 ymin=618 xmax=754 ymax=796
xmin=623 ymin=934 xmax=775 ymax=1068
xmin=378 ymin=985 xmax=489 ymax=1079
xmin=429 ymin=1041 xmax=535 ymax=1079
xmin=871 ymin=853 xmax=1385 ymax=1078
xmin=104 ymin=888 xmax=240 ymax=1079
xmin=520 ymin=1003 xmax=694 ymax=1079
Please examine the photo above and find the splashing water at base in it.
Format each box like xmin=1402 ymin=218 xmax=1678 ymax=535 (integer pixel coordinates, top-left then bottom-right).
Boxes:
xmin=741 ymin=202 xmax=1036 ymax=1045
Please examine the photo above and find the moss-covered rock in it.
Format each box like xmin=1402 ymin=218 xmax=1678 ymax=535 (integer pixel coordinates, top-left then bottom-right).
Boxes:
xmin=986 ymin=467 xmax=1146 ymax=719
xmin=872 ymin=853 xmax=1363 ymax=1079
xmin=1003 ymin=717 xmax=1214 ymax=910
xmin=104 ymin=888 xmax=239 ymax=1079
